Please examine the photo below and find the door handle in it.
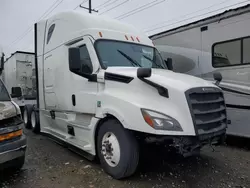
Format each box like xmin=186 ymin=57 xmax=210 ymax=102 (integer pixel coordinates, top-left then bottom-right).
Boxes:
xmin=72 ymin=94 xmax=76 ymax=106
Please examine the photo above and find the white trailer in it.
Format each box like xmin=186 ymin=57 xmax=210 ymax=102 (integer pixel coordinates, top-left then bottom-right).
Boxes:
xmin=2 ymin=51 xmax=36 ymax=107
xmin=151 ymin=4 xmax=250 ymax=138
xmin=25 ymin=11 xmax=227 ymax=179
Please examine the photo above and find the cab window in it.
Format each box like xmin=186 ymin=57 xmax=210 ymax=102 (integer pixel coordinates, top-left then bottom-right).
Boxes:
xmin=47 ymin=24 xmax=55 ymax=44
xmin=79 ymin=45 xmax=93 ymax=74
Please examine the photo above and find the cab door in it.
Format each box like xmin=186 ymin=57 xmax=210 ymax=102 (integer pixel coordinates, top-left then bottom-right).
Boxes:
xmin=70 ymin=36 xmax=99 ymax=115
xmin=63 ymin=36 xmax=99 ymax=147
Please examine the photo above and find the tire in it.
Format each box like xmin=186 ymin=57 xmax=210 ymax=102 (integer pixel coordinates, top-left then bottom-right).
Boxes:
xmin=31 ymin=109 xmax=40 ymax=134
xmin=23 ymin=105 xmax=33 ymax=129
xmin=12 ymin=156 xmax=25 ymax=171
xmin=97 ymin=119 xmax=139 ymax=179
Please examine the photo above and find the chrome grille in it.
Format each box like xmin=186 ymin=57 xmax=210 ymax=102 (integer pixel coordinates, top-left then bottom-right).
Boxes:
xmin=186 ymin=87 xmax=227 ymax=134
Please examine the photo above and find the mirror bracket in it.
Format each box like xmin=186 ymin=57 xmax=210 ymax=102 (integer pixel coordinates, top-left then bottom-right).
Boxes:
xmin=164 ymin=58 xmax=173 ymax=70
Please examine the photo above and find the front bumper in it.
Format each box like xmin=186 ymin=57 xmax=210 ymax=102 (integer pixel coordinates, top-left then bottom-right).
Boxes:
xmin=0 ymin=134 xmax=27 ymax=164
xmin=172 ymin=128 xmax=226 ymax=156
xmin=141 ymin=127 xmax=226 ymax=157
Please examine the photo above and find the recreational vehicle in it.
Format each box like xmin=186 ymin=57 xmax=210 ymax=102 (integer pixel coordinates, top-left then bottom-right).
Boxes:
xmin=151 ymin=4 xmax=250 ymax=138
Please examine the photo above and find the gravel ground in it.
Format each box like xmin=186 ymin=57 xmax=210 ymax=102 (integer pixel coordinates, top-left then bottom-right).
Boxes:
xmin=0 ymin=129 xmax=250 ymax=188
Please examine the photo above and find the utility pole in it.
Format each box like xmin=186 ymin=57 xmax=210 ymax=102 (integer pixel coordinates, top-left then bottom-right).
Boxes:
xmin=79 ymin=0 xmax=98 ymax=14
xmin=89 ymin=0 xmax=91 ymax=13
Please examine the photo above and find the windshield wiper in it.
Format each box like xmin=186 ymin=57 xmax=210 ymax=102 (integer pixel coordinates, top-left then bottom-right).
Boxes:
xmin=142 ymin=55 xmax=164 ymax=69
xmin=117 ymin=50 xmax=141 ymax=67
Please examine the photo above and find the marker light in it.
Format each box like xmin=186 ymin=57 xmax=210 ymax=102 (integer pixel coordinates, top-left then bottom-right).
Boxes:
xmin=0 ymin=129 xmax=23 ymax=142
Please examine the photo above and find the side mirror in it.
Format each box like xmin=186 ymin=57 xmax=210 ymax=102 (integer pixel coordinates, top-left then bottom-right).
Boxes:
xmin=69 ymin=47 xmax=81 ymax=72
xmin=213 ymin=72 xmax=222 ymax=86
xmin=137 ymin=68 xmax=152 ymax=78
xmin=164 ymin=58 xmax=173 ymax=70
xmin=11 ymin=87 xmax=22 ymax=98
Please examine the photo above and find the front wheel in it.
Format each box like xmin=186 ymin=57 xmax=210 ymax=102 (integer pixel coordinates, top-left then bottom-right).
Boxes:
xmin=97 ymin=119 xmax=139 ymax=179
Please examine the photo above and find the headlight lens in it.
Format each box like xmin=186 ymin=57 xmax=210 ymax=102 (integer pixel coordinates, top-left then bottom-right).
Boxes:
xmin=141 ymin=109 xmax=183 ymax=131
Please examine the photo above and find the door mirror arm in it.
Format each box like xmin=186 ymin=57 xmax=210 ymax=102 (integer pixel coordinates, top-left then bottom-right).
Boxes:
xmin=72 ymin=71 xmax=97 ymax=82
xmin=87 ymin=74 xmax=97 ymax=82
xmin=164 ymin=58 xmax=173 ymax=70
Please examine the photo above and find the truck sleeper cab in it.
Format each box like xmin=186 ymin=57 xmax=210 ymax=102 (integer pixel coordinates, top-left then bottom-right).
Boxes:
xmin=28 ymin=11 xmax=227 ymax=179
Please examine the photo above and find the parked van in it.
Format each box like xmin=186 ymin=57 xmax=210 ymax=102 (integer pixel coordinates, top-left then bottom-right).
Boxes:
xmin=0 ymin=53 xmax=26 ymax=170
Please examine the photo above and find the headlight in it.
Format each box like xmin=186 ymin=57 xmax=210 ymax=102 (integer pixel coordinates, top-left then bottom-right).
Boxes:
xmin=141 ymin=109 xmax=183 ymax=131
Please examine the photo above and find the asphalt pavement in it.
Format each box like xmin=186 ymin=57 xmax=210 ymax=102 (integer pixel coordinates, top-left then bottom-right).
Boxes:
xmin=0 ymin=129 xmax=250 ymax=188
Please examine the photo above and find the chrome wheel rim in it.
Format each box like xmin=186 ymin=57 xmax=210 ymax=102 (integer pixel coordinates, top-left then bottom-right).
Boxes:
xmin=101 ymin=132 xmax=120 ymax=167
xmin=23 ymin=109 xmax=28 ymax=124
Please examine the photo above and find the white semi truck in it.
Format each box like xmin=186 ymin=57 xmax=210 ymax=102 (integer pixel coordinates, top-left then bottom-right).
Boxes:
xmin=23 ymin=11 xmax=227 ymax=179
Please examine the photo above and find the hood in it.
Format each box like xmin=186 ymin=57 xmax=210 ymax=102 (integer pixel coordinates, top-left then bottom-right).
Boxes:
xmin=105 ymin=67 xmax=217 ymax=92
xmin=0 ymin=101 xmax=17 ymax=120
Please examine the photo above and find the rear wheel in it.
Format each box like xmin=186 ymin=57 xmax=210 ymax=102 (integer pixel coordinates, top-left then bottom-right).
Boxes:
xmin=31 ymin=109 xmax=40 ymax=133
xmin=23 ymin=105 xmax=33 ymax=129
xmin=97 ymin=119 xmax=139 ymax=179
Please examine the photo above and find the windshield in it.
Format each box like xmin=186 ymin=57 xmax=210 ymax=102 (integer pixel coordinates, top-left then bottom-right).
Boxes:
xmin=0 ymin=80 xmax=11 ymax=101
xmin=95 ymin=40 xmax=167 ymax=69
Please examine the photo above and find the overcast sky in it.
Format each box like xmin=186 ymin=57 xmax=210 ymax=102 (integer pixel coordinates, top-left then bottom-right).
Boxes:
xmin=0 ymin=0 xmax=249 ymax=57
